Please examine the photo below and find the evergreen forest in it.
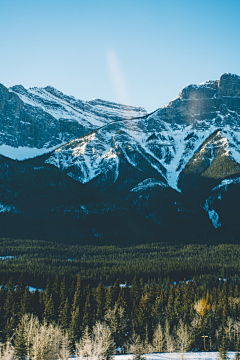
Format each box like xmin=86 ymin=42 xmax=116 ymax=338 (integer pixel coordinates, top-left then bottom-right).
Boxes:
xmin=0 ymin=238 xmax=240 ymax=358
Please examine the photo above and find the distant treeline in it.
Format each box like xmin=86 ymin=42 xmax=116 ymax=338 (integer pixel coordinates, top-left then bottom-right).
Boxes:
xmin=0 ymin=238 xmax=240 ymax=288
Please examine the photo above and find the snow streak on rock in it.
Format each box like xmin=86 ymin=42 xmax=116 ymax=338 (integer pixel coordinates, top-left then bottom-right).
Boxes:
xmin=130 ymin=178 xmax=167 ymax=192
xmin=203 ymin=201 xmax=221 ymax=229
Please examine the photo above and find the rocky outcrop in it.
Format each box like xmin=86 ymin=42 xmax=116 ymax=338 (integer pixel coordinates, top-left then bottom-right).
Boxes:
xmin=158 ymin=73 xmax=240 ymax=125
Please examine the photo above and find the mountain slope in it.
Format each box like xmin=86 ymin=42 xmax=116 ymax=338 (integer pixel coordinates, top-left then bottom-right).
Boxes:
xmin=45 ymin=73 xmax=240 ymax=193
xmin=0 ymin=83 xmax=146 ymax=157
xmin=44 ymin=73 xmax=240 ymax=236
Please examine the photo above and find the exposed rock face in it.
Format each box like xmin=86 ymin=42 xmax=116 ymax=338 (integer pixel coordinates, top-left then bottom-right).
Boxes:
xmin=46 ymin=74 xmax=240 ymax=190
xmin=0 ymin=84 xmax=147 ymax=149
xmin=158 ymin=73 xmax=240 ymax=125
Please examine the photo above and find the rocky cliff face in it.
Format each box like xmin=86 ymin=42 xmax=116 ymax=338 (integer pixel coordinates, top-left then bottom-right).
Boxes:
xmin=46 ymin=73 xmax=240 ymax=189
xmin=0 ymin=83 xmax=147 ymax=151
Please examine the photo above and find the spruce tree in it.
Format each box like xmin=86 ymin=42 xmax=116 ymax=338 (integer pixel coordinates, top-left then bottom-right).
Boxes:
xmin=105 ymin=285 xmax=113 ymax=311
xmin=130 ymin=276 xmax=141 ymax=306
xmin=20 ymin=286 xmax=32 ymax=318
xmin=96 ymin=282 xmax=105 ymax=320
xmin=4 ymin=277 xmax=15 ymax=322
xmin=82 ymin=291 xmax=94 ymax=330
xmin=52 ymin=275 xmax=60 ymax=320
xmin=69 ymin=306 xmax=82 ymax=351
xmin=219 ymin=336 xmax=228 ymax=360
xmin=133 ymin=336 xmax=146 ymax=360
xmin=59 ymin=297 xmax=70 ymax=330
xmin=44 ymin=277 xmax=52 ymax=305
xmin=235 ymin=339 xmax=240 ymax=360
xmin=72 ymin=274 xmax=83 ymax=314
xmin=43 ymin=294 xmax=55 ymax=324
xmin=14 ymin=319 xmax=27 ymax=360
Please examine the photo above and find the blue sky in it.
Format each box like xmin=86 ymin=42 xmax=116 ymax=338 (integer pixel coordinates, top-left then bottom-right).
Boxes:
xmin=1 ymin=0 xmax=240 ymax=112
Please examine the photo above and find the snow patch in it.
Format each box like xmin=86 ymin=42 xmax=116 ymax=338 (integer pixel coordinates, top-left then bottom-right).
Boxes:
xmin=130 ymin=178 xmax=167 ymax=192
xmin=0 ymin=256 xmax=15 ymax=260
xmin=0 ymin=145 xmax=60 ymax=160
xmin=28 ymin=286 xmax=44 ymax=293
xmin=213 ymin=177 xmax=240 ymax=191
xmin=0 ymin=204 xmax=15 ymax=213
xmin=203 ymin=201 xmax=221 ymax=228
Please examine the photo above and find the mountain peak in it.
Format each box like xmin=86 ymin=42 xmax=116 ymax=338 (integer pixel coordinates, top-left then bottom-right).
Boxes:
xmin=176 ymin=73 xmax=240 ymax=101
xmin=217 ymin=72 xmax=240 ymax=97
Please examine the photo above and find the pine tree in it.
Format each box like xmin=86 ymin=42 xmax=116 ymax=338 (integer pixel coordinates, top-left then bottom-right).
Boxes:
xmin=59 ymin=297 xmax=70 ymax=330
xmin=69 ymin=305 xmax=82 ymax=349
xmin=112 ymin=280 xmax=120 ymax=304
xmin=133 ymin=336 xmax=146 ymax=360
xmin=82 ymin=291 xmax=94 ymax=330
xmin=52 ymin=275 xmax=60 ymax=320
xmin=4 ymin=277 xmax=15 ymax=322
xmin=235 ymin=339 xmax=240 ymax=360
xmin=58 ymin=277 xmax=68 ymax=320
xmin=95 ymin=282 xmax=105 ymax=320
xmin=136 ymin=295 xmax=151 ymax=340
xmin=72 ymin=274 xmax=83 ymax=314
xmin=44 ymin=277 xmax=52 ymax=305
xmin=219 ymin=336 xmax=229 ymax=360
xmin=130 ymin=276 xmax=141 ymax=306
xmin=43 ymin=294 xmax=55 ymax=324
xmin=20 ymin=286 xmax=32 ymax=318
xmin=14 ymin=319 xmax=27 ymax=360
xmin=105 ymin=285 xmax=113 ymax=311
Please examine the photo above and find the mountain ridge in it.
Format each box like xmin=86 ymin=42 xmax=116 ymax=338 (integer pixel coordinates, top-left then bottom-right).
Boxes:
xmin=1 ymin=73 xmax=240 ymax=244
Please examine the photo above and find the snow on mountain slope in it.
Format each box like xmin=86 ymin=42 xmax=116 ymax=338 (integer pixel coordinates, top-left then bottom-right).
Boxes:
xmin=0 ymin=144 xmax=57 ymax=160
xmin=10 ymin=85 xmax=147 ymax=126
xmin=45 ymin=73 xmax=240 ymax=193
xmin=130 ymin=178 xmax=167 ymax=192
xmin=0 ymin=83 xmax=147 ymax=154
xmin=212 ymin=177 xmax=240 ymax=191
xmin=45 ymin=104 xmax=240 ymax=191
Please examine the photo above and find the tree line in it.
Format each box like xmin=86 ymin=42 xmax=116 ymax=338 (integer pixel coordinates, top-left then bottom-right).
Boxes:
xmin=0 ymin=239 xmax=240 ymax=288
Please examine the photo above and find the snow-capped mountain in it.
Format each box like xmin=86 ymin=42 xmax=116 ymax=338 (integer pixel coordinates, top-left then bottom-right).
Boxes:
xmin=43 ymin=73 xmax=240 ymax=234
xmin=46 ymin=73 xmax=240 ymax=191
xmin=0 ymin=83 xmax=146 ymax=158
xmin=1 ymin=73 xmax=240 ymax=244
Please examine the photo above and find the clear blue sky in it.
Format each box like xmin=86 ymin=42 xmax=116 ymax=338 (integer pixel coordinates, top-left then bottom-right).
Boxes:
xmin=1 ymin=0 xmax=240 ymax=112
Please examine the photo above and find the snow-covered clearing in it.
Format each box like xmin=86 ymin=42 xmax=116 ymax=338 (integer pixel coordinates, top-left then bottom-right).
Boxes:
xmin=113 ymin=352 xmax=235 ymax=360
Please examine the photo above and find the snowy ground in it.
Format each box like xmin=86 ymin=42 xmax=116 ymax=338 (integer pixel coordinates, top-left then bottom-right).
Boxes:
xmin=113 ymin=352 xmax=235 ymax=360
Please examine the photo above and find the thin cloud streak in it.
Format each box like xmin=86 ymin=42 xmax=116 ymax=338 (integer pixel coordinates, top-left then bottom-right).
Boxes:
xmin=106 ymin=49 xmax=130 ymax=105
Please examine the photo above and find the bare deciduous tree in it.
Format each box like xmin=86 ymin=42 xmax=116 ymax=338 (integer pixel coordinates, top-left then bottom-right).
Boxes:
xmin=76 ymin=321 xmax=114 ymax=360
xmin=153 ymin=323 xmax=164 ymax=353
xmin=0 ymin=341 xmax=14 ymax=360
xmin=165 ymin=322 xmax=175 ymax=354
xmin=176 ymin=319 xmax=192 ymax=360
